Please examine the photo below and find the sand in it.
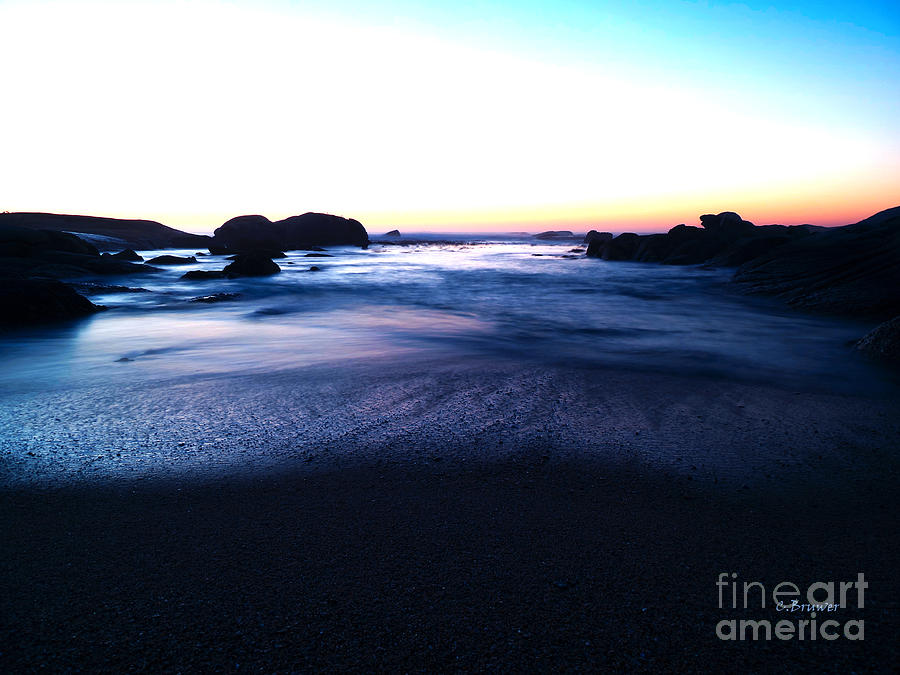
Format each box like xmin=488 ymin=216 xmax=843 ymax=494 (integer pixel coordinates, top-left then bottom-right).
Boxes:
xmin=1 ymin=355 xmax=898 ymax=671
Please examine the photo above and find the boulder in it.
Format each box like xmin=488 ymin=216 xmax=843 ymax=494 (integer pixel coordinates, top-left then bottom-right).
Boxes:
xmin=534 ymin=230 xmax=577 ymax=240
xmin=601 ymin=233 xmax=641 ymax=261
xmin=699 ymin=212 xmax=756 ymax=239
xmin=734 ymin=206 xmax=900 ymax=317
xmin=109 ymin=248 xmax=143 ymax=261
xmin=147 ymin=255 xmax=197 ymax=265
xmin=222 ymin=254 xmax=281 ymax=277
xmin=181 ymin=270 xmax=227 ymax=281
xmin=583 ymin=231 xmax=613 ymax=245
xmin=212 ymin=212 xmax=369 ymax=251
xmin=190 ymin=293 xmax=240 ymax=303
xmin=0 ymin=212 xmax=212 ymax=251
xmin=856 ymin=316 xmax=900 ymax=361
xmin=384 ymin=230 xmax=401 ymax=237
xmin=0 ymin=278 xmax=103 ymax=326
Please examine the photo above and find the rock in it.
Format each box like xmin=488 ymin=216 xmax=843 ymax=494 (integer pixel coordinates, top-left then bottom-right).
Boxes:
xmin=856 ymin=316 xmax=900 ymax=361
xmin=0 ymin=222 xmax=99 ymax=257
xmin=0 ymin=223 xmax=156 ymax=277
xmin=224 ymin=249 xmax=286 ymax=260
xmin=734 ymin=206 xmax=900 ymax=317
xmin=181 ymin=270 xmax=227 ymax=280
xmin=208 ymin=243 xmax=231 ymax=255
xmin=0 ymin=212 xmax=212 ymax=250
xmin=190 ymin=293 xmax=240 ymax=303
xmin=309 ymin=266 xmax=322 ymax=271
xmin=303 ymin=253 xmax=333 ymax=257
xmin=222 ymin=254 xmax=281 ymax=277
xmin=212 ymin=212 xmax=369 ymax=251
xmin=699 ymin=212 xmax=756 ymax=239
xmin=146 ymin=255 xmax=197 ymax=265
xmin=602 ymin=233 xmax=641 ymax=260
xmin=110 ymin=248 xmax=143 ymax=262
xmin=0 ymin=278 xmax=103 ymax=326
xmin=534 ymin=230 xmax=577 ymax=240
xmin=384 ymin=230 xmax=401 ymax=237
xmin=583 ymin=231 xmax=613 ymax=245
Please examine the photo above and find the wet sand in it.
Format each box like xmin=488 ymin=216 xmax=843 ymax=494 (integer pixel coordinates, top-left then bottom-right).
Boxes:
xmin=1 ymin=356 xmax=899 ymax=671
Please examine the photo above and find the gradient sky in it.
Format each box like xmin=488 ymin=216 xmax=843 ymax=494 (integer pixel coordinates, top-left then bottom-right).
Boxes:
xmin=2 ymin=0 xmax=898 ymax=233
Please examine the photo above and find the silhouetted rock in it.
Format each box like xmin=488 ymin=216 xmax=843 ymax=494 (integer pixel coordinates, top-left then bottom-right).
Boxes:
xmin=384 ymin=230 xmax=401 ymax=237
xmin=109 ymin=249 xmax=143 ymax=262
xmin=309 ymin=266 xmax=322 ymax=271
xmin=224 ymin=249 xmax=286 ymax=260
xmin=699 ymin=212 xmax=756 ymax=239
xmin=212 ymin=213 xmax=368 ymax=251
xmin=0 ymin=223 xmax=156 ymax=278
xmin=190 ymin=293 xmax=240 ymax=303
xmin=0 ymin=278 xmax=103 ymax=326
xmin=856 ymin=316 xmax=900 ymax=361
xmin=0 ymin=212 xmax=212 ymax=251
xmin=534 ymin=230 xmax=577 ymax=240
xmin=147 ymin=255 xmax=197 ymax=265
xmin=1 ymin=223 xmax=99 ymax=257
xmin=734 ymin=206 xmax=900 ymax=317
xmin=208 ymin=243 xmax=230 ymax=255
xmin=181 ymin=270 xmax=227 ymax=281
xmin=587 ymin=232 xmax=641 ymax=260
xmin=583 ymin=231 xmax=613 ymax=245
xmin=222 ymin=254 xmax=281 ymax=277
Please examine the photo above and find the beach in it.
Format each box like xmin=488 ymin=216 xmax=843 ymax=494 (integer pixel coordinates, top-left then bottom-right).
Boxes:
xmin=1 ymin=241 xmax=898 ymax=671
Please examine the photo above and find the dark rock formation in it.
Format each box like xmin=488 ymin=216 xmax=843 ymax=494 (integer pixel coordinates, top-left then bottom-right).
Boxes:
xmin=856 ymin=316 xmax=900 ymax=361
xmin=384 ymin=230 xmax=401 ymax=237
xmin=583 ymin=231 xmax=613 ymax=245
xmin=699 ymin=212 xmax=756 ymax=238
xmin=147 ymin=255 xmax=197 ymax=265
xmin=181 ymin=270 xmax=227 ymax=281
xmin=109 ymin=249 xmax=143 ymax=262
xmin=582 ymin=212 xmax=807 ymax=267
xmin=0 ymin=278 xmax=103 ymax=326
xmin=734 ymin=207 xmax=900 ymax=318
xmin=190 ymin=293 xmax=240 ymax=303
xmin=225 ymin=250 xmax=286 ymax=260
xmin=0 ymin=223 xmax=157 ymax=278
xmin=0 ymin=212 xmax=212 ymax=251
xmin=222 ymin=254 xmax=281 ymax=277
xmin=534 ymin=230 xmax=577 ymax=240
xmin=212 ymin=213 xmax=368 ymax=251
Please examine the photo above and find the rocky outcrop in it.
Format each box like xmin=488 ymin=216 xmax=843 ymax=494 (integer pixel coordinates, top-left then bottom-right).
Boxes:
xmin=583 ymin=231 xmax=613 ymax=246
xmin=146 ymin=255 xmax=197 ymax=265
xmin=583 ymin=212 xmax=815 ymax=267
xmin=534 ymin=230 xmax=577 ymax=240
xmin=734 ymin=207 xmax=900 ymax=318
xmin=856 ymin=316 xmax=900 ymax=361
xmin=222 ymin=254 xmax=281 ymax=277
xmin=384 ymin=230 xmax=401 ymax=238
xmin=0 ymin=212 xmax=212 ymax=251
xmin=181 ymin=270 xmax=227 ymax=281
xmin=0 ymin=223 xmax=156 ymax=278
xmin=0 ymin=278 xmax=103 ymax=326
xmin=212 ymin=213 xmax=368 ymax=251
xmin=107 ymin=249 xmax=143 ymax=262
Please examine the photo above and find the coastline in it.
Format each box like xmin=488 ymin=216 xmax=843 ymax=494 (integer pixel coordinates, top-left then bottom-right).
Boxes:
xmin=2 ymin=355 xmax=898 ymax=670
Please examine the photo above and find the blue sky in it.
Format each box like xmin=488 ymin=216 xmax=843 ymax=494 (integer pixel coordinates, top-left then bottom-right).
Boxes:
xmin=1 ymin=0 xmax=898 ymax=231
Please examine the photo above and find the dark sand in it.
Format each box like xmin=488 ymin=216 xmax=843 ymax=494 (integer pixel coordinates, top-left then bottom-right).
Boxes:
xmin=1 ymin=357 xmax=898 ymax=671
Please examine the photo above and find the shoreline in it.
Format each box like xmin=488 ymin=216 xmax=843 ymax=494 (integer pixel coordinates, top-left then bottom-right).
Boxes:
xmin=2 ymin=455 xmax=897 ymax=671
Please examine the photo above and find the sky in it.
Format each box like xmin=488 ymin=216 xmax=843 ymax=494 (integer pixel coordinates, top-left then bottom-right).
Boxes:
xmin=1 ymin=0 xmax=898 ymax=234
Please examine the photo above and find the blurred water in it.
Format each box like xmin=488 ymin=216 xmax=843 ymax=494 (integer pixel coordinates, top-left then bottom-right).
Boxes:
xmin=0 ymin=239 xmax=892 ymax=394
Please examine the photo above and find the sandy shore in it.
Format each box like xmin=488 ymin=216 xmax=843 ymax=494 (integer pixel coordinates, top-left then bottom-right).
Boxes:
xmin=1 ymin=356 xmax=898 ymax=671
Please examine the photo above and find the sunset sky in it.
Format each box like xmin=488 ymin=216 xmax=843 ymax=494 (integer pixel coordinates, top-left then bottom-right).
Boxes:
xmin=2 ymin=0 xmax=898 ymax=233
